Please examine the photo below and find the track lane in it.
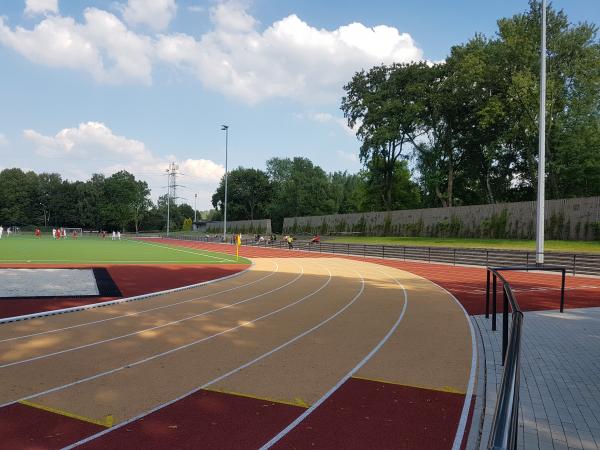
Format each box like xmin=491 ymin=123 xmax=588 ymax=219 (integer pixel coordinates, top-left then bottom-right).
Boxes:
xmin=0 ymin=261 xmax=294 ymax=366
xmin=207 ymin=260 xmax=407 ymax=407
xmin=0 ymin=259 xmax=319 ymax=405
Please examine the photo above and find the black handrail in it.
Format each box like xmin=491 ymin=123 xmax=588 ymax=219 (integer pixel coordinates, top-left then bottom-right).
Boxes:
xmin=485 ymin=265 xmax=566 ymax=450
xmin=486 ymin=268 xmax=523 ymax=450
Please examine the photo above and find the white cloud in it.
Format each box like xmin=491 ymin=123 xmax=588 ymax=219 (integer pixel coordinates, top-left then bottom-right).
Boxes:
xmin=24 ymin=0 xmax=58 ymax=16
xmin=156 ymin=1 xmax=423 ymax=103
xmin=23 ymin=122 xmax=225 ymax=205
xmin=0 ymin=133 xmax=8 ymax=146
xmin=121 ymin=0 xmax=177 ymax=31
xmin=2 ymin=1 xmax=423 ymax=101
xmin=0 ymin=8 xmax=153 ymax=84
xmin=23 ymin=122 xmax=153 ymax=160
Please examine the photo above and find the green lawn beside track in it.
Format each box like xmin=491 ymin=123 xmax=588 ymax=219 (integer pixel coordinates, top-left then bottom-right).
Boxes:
xmin=0 ymin=235 xmax=250 ymax=264
xmin=321 ymin=236 xmax=600 ymax=253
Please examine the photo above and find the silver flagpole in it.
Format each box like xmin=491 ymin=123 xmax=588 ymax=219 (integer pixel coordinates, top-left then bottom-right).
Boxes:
xmin=535 ymin=0 xmax=547 ymax=265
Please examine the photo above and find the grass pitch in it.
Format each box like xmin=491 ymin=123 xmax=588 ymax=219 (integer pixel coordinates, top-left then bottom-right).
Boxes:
xmin=0 ymin=235 xmax=250 ymax=265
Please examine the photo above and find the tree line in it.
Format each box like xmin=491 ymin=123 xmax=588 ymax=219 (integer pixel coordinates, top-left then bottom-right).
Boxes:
xmin=0 ymin=168 xmax=195 ymax=232
xmin=210 ymin=157 xmax=420 ymax=232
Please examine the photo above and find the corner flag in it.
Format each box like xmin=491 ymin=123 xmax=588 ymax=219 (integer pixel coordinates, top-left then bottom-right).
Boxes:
xmin=236 ymin=233 xmax=241 ymax=261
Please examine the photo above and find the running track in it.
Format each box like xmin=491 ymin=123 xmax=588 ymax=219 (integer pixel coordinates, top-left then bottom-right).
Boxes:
xmin=2 ymin=238 xmax=598 ymax=449
xmin=1 ymin=251 xmax=474 ymax=449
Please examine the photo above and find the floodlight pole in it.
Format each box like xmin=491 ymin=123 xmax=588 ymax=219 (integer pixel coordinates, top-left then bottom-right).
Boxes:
xmin=194 ymin=193 xmax=197 ymax=223
xmin=536 ymin=0 xmax=547 ymax=265
xmin=221 ymin=125 xmax=229 ymax=242
xmin=166 ymin=165 xmax=171 ymax=237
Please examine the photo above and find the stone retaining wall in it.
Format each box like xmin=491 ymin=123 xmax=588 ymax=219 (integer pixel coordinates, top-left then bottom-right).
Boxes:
xmin=282 ymin=197 xmax=600 ymax=240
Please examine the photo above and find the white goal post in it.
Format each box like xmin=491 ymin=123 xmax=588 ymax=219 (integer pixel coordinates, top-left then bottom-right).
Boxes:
xmin=63 ymin=227 xmax=83 ymax=237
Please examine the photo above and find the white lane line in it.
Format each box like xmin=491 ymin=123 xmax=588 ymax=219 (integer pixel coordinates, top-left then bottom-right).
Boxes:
xmin=130 ymin=238 xmax=238 ymax=263
xmin=436 ymin=286 xmax=477 ymax=450
xmin=259 ymin=266 xmax=408 ymax=449
xmin=1 ymin=263 xmax=302 ymax=368
xmin=368 ymin=262 xmax=477 ymax=450
xmin=1 ymin=261 xmax=330 ymax=409
xmin=0 ymin=261 xmax=279 ymax=344
xmin=63 ymin=265 xmax=366 ymax=450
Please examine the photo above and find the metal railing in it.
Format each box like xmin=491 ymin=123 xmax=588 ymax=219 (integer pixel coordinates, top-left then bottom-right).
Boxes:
xmin=232 ymin=238 xmax=599 ymax=276
xmin=485 ymin=265 xmax=566 ymax=450
xmin=153 ymin=234 xmax=599 ymax=275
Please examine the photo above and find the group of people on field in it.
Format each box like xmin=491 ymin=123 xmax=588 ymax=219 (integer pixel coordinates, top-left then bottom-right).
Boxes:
xmin=0 ymin=225 xmax=11 ymax=239
xmin=99 ymin=230 xmax=121 ymax=240
xmin=51 ymin=228 xmax=77 ymax=239
xmin=0 ymin=226 xmax=23 ymax=238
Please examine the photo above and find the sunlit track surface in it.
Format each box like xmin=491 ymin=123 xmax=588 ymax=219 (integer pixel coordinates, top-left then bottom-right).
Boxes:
xmin=1 ymin=256 xmax=475 ymax=449
xmin=150 ymin=239 xmax=600 ymax=314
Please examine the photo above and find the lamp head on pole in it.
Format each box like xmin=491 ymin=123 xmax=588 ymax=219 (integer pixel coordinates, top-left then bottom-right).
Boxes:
xmin=221 ymin=125 xmax=228 ymax=131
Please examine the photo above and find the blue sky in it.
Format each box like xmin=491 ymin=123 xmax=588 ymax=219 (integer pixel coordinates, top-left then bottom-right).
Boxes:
xmin=0 ymin=0 xmax=598 ymax=209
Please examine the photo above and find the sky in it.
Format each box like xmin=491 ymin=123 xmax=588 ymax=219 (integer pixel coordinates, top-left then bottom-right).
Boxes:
xmin=0 ymin=0 xmax=598 ymax=210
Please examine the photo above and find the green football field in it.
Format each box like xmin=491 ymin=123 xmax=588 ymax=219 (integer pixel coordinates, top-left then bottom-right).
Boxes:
xmin=0 ymin=235 xmax=250 ymax=265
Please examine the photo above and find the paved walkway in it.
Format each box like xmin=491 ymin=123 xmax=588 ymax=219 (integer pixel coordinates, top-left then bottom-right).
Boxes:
xmin=474 ymin=307 xmax=600 ymax=450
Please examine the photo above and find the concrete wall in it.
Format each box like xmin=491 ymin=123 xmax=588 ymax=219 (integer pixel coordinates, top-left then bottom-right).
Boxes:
xmin=201 ymin=219 xmax=272 ymax=235
xmin=282 ymin=197 xmax=600 ymax=241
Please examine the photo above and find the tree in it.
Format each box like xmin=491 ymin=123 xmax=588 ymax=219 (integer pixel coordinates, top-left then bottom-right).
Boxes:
xmin=212 ymin=168 xmax=273 ymax=221
xmin=362 ymin=159 xmax=421 ymax=211
xmin=102 ymin=171 xmax=151 ymax=231
xmin=267 ymin=157 xmax=336 ymax=231
xmin=342 ymin=63 xmax=426 ymax=210
xmin=0 ymin=168 xmax=39 ymax=225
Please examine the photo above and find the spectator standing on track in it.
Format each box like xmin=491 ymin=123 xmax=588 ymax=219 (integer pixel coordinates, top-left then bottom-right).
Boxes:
xmin=286 ymin=235 xmax=294 ymax=250
xmin=310 ymin=235 xmax=320 ymax=244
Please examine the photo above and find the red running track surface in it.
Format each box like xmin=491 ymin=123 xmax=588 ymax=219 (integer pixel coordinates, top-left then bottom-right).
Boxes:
xmin=0 ymin=403 xmax=105 ymax=450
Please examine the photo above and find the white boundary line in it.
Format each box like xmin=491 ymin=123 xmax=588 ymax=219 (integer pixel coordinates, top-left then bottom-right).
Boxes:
xmin=390 ymin=269 xmax=477 ymax=450
xmin=259 ymin=266 xmax=408 ymax=449
xmin=0 ymin=262 xmax=279 ymax=343
xmin=0 ymin=260 xmax=330 ymax=409
xmin=129 ymin=238 xmax=240 ymax=263
xmin=63 ymin=264 xmax=366 ymax=450
xmin=1 ymin=262 xmax=302 ymax=368
xmin=0 ymin=261 xmax=254 ymax=325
